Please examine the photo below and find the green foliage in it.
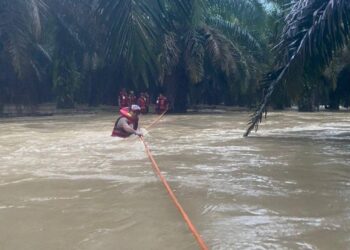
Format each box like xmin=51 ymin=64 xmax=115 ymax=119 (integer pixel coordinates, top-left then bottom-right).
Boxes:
xmin=2 ymin=0 xmax=349 ymax=122
xmin=98 ymin=0 xmax=162 ymax=89
xmin=53 ymin=58 xmax=80 ymax=109
xmin=245 ymin=0 xmax=350 ymax=136
xmin=95 ymin=0 xmax=269 ymax=110
xmin=0 ymin=0 xmax=47 ymax=78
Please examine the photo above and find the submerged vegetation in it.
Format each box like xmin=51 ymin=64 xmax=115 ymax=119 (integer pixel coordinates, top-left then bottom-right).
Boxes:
xmin=0 ymin=0 xmax=349 ymax=130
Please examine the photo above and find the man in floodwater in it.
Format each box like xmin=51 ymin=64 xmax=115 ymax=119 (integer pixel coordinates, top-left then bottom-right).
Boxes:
xmin=156 ymin=93 xmax=169 ymax=114
xmin=112 ymin=104 xmax=143 ymax=138
xmin=118 ymin=88 xmax=128 ymax=108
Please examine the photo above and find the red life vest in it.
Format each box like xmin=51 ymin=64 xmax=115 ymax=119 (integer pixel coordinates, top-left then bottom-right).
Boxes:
xmin=111 ymin=107 xmax=139 ymax=138
xmin=144 ymin=93 xmax=150 ymax=112
xmin=138 ymin=97 xmax=147 ymax=114
xmin=145 ymin=94 xmax=150 ymax=105
xmin=157 ymin=96 xmax=168 ymax=113
xmin=128 ymin=94 xmax=137 ymax=106
xmin=119 ymin=92 xmax=128 ymax=108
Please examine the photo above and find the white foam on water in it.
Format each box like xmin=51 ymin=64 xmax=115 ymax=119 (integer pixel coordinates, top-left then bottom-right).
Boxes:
xmin=1 ymin=113 xmax=350 ymax=250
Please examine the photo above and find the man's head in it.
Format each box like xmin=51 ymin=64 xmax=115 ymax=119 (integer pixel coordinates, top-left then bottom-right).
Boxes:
xmin=130 ymin=104 xmax=141 ymax=117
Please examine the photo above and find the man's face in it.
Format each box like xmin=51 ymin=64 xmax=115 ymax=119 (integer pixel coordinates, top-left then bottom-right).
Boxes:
xmin=131 ymin=110 xmax=140 ymax=118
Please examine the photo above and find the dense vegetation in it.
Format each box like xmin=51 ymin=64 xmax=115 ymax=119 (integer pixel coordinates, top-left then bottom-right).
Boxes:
xmin=0 ymin=0 xmax=349 ymax=123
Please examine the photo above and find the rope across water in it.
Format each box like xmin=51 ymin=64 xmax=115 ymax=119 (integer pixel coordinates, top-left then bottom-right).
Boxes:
xmin=139 ymin=133 xmax=208 ymax=250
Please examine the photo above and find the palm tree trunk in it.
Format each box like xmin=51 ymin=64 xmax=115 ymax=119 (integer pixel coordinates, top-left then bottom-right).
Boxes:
xmin=165 ymin=65 xmax=188 ymax=113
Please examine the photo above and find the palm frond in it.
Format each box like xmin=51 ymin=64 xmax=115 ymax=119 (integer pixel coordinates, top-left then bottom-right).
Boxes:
xmin=208 ymin=0 xmax=259 ymax=16
xmin=206 ymin=16 xmax=262 ymax=53
xmin=0 ymin=0 xmax=45 ymax=77
xmin=169 ymin=0 xmax=205 ymax=26
xmin=202 ymin=27 xmax=221 ymax=66
xmin=208 ymin=0 xmax=266 ymax=26
xmin=201 ymin=26 xmax=240 ymax=77
xmin=98 ymin=0 xmax=162 ymax=87
xmin=245 ymin=0 xmax=350 ymax=137
xmin=184 ymin=29 xmax=205 ymax=84
xmin=27 ymin=0 xmax=46 ymax=39
xmin=158 ymin=32 xmax=181 ymax=83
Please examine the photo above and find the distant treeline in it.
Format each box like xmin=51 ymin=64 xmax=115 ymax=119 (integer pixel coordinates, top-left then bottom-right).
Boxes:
xmin=0 ymin=0 xmax=349 ymax=116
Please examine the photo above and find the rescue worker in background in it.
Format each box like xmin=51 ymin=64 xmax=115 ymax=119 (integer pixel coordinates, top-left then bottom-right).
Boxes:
xmin=128 ymin=90 xmax=137 ymax=106
xmin=156 ymin=93 xmax=169 ymax=114
xmin=137 ymin=92 xmax=148 ymax=114
xmin=118 ymin=88 xmax=128 ymax=108
xmin=144 ymin=91 xmax=150 ymax=113
xmin=112 ymin=105 xmax=143 ymax=138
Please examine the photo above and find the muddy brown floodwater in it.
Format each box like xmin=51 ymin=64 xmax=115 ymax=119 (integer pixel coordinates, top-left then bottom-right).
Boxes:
xmin=0 ymin=111 xmax=350 ymax=249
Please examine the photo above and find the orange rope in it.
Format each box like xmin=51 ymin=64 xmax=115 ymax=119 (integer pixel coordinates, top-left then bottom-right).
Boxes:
xmin=144 ymin=109 xmax=168 ymax=130
xmin=119 ymin=110 xmax=167 ymax=143
xmin=139 ymin=136 xmax=208 ymax=250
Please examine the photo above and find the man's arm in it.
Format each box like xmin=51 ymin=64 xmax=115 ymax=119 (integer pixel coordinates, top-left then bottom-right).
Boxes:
xmin=121 ymin=121 xmax=142 ymax=136
xmin=122 ymin=122 xmax=136 ymax=134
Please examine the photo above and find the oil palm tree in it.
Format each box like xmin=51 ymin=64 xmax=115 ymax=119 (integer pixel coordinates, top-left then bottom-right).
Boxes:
xmin=98 ymin=0 xmax=269 ymax=111
xmin=0 ymin=0 xmax=102 ymax=107
xmin=244 ymin=0 xmax=350 ymax=136
xmin=47 ymin=0 xmax=103 ymax=108
xmin=171 ymin=0 xmax=269 ymax=107
xmin=0 ymin=0 xmax=46 ymax=77
xmin=0 ymin=0 xmax=52 ymax=104
xmin=97 ymin=0 xmax=163 ymax=91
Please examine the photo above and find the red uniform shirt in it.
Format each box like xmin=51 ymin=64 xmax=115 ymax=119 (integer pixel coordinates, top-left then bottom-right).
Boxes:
xmin=156 ymin=96 xmax=168 ymax=114
xmin=137 ymin=97 xmax=147 ymax=114
xmin=118 ymin=91 xmax=128 ymax=108
xmin=128 ymin=94 xmax=137 ymax=106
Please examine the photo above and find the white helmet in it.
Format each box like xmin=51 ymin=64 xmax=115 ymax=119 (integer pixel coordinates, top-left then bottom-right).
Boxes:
xmin=131 ymin=104 xmax=141 ymax=111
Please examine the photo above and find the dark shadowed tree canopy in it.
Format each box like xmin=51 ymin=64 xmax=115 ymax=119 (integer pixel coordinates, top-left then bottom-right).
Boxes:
xmin=0 ymin=0 xmax=349 ymax=127
xmin=244 ymin=0 xmax=350 ymax=136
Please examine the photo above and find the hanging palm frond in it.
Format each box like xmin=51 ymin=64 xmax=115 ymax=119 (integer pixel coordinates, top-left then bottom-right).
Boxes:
xmin=205 ymin=0 xmax=270 ymax=76
xmin=168 ymin=0 xmax=205 ymax=27
xmin=244 ymin=0 xmax=350 ymax=137
xmin=158 ymin=32 xmax=181 ymax=83
xmin=0 ymin=0 xmax=46 ymax=77
xmin=184 ymin=29 xmax=206 ymax=83
xmin=97 ymin=0 xmax=164 ymax=87
xmin=201 ymin=26 xmax=240 ymax=77
xmin=206 ymin=16 xmax=262 ymax=53
xmin=208 ymin=0 xmax=262 ymax=19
